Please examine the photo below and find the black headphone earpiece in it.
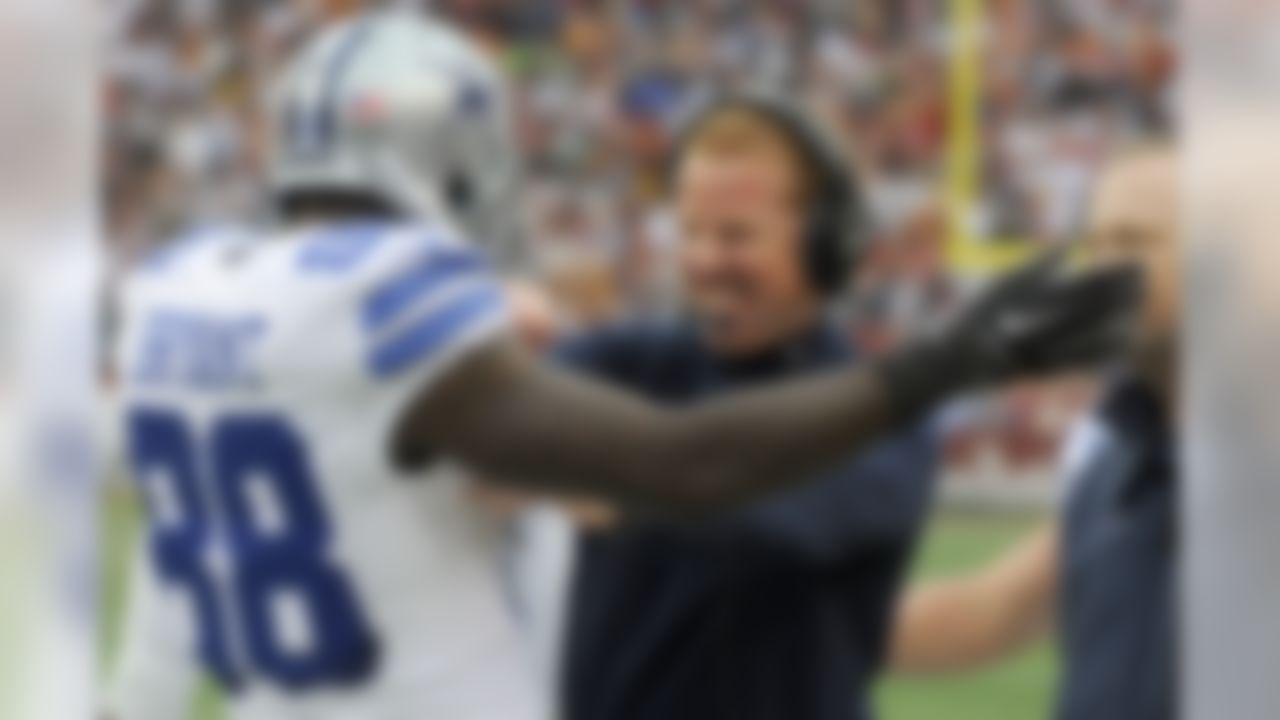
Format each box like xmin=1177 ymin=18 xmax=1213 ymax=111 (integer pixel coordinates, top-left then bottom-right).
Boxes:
xmin=668 ymin=95 xmax=867 ymax=296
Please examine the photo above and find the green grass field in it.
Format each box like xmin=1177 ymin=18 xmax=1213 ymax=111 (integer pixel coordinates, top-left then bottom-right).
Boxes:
xmin=100 ymin=490 xmax=1054 ymax=720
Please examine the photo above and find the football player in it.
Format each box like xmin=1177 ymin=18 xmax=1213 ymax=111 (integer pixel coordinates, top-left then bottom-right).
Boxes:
xmin=107 ymin=8 xmax=1136 ymax=720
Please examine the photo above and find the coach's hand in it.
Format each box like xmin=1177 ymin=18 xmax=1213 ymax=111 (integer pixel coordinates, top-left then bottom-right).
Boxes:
xmin=882 ymin=250 xmax=1141 ymax=419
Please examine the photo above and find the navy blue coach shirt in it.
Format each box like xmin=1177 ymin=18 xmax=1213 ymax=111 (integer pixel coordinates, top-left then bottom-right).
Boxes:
xmin=1058 ymin=377 xmax=1176 ymax=720
xmin=555 ymin=319 xmax=937 ymax=720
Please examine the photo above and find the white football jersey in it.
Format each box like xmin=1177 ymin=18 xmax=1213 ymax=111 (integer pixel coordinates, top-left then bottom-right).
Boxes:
xmin=110 ymin=220 xmax=541 ymax=720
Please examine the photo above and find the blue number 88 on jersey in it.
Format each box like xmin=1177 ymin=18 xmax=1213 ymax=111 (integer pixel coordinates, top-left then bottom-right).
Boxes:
xmin=127 ymin=407 xmax=379 ymax=692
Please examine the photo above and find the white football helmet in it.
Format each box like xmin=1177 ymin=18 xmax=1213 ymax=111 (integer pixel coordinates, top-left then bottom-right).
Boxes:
xmin=268 ymin=8 xmax=521 ymax=262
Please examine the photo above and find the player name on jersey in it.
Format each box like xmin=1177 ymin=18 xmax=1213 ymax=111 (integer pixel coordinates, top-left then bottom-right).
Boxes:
xmin=132 ymin=309 xmax=267 ymax=390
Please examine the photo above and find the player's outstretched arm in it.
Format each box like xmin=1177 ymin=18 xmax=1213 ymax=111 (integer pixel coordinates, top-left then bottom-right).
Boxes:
xmin=401 ymin=335 xmax=895 ymax=516
xmin=398 ymin=254 xmax=1139 ymax=517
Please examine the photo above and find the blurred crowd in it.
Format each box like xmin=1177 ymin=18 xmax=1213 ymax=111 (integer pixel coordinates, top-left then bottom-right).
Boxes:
xmin=104 ymin=0 xmax=1174 ymax=482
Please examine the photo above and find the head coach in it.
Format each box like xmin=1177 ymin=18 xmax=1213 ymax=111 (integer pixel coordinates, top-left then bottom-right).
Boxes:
xmin=554 ymin=96 xmax=938 ymax=720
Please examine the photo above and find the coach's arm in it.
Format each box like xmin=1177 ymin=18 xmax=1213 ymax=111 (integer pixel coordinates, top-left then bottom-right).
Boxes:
xmin=890 ymin=523 xmax=1060 ymax=672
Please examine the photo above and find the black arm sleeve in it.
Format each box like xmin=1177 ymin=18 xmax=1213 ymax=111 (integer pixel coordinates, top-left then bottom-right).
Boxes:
xmin=395 ymin=337 xmax=901 ymax=518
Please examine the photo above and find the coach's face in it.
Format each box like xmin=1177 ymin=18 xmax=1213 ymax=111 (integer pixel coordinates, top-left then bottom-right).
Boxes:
xmin=1085 ymin=148 xmax=1178 ymax=377
xmin=676 ymin=133 xmax=820 ymax=357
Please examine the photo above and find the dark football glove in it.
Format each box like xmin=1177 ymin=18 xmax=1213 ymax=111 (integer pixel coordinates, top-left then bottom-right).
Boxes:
xmin=880 ymin=250 xmax=1142 ymax=420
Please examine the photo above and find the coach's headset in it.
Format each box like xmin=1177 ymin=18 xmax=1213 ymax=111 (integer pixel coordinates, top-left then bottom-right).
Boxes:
xmin=667 ymin=95 xmax=868 ymax=296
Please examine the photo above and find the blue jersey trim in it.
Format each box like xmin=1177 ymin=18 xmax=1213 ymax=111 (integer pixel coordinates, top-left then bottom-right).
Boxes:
xmin=368 ymin=285 xmax=501 ymax=378
xmin=297 ymin=221 xmax=389 ymax=272
xmin=360 ymin=247 xmax=487 ymax=331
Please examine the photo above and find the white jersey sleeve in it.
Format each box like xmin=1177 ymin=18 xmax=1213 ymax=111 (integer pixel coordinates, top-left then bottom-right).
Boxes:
xmin=343 ymin=221 xmax=511 ymax=427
